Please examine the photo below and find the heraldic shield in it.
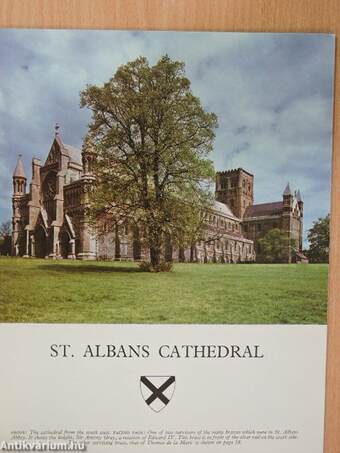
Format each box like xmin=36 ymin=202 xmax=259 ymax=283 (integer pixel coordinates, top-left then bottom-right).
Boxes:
xmin=140 ymin=376 xmax=176 ymax=412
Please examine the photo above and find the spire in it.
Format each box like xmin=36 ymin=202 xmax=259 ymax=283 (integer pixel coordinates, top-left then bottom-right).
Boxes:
xmin=13 ymin=154 xmax=26 ymax=179
xmin=296 ymin=189 xmax=302 ymax=202
xmin=283 ymin=182 xmax=291 ymax=196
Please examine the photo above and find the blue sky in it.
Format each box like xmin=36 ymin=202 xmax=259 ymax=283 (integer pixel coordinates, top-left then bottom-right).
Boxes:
xmin=0 ymin=30 xmax=335 ymax=245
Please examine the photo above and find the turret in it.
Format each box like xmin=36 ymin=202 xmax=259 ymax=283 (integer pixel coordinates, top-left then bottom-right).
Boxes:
xmin=13 ymin=154 xmax=27 ymax=196
xmin=282 ymin=182 xmax=293 ymax=210
xmin=78 ymin=135 xmax=96 ymax=260
xmin=81 ymin=135 xmax=96 ymax=179
xmin=27 ymin=157 xmax=42 ymax=234
xmin=296 ymin=189 xmax=303 ymax=217
xmin=12 ymin=154 xmax=27 ymax=256
xmin=281 ymin=183 xmax=293 ymax=262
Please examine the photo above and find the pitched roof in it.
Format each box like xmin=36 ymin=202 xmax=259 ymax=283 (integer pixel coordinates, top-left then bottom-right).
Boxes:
xmin=213 ymin=200 xmax=239 ymax=219
xmin=13 ymin=155 xmax=26 ymax=178
xmin=53 ymin=125 xmax=82 ymax=165
xmin=244 ymin=201 xmax=283 ymax=218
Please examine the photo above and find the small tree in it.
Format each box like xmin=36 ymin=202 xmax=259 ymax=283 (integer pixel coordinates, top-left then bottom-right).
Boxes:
xmin=258 ymin=228 xmax=296 ymax=263
xmin=178 ymin=206 xmax=228 ymax=262
xmin=0 ymin=220 xmax=12 ymax=256
xmin=80 ymin=55 xmax=218 ymax=270
xmin=306 ymin=214 xmax=330 ymax=263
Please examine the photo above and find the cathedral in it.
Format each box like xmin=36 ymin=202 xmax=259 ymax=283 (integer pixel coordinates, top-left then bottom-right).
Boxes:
xmin=11 ymin=127 xmax=305 ymax=263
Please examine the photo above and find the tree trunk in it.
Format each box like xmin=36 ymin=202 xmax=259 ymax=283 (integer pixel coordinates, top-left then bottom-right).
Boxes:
xmin=149 ymin=228 xmax=162 ymax=268
xmin=190 ymin=244 xmax=195 ymax=262
xmin=150 ymin=244 xmax=161 ymax=267
xmin=179 ymin=246 xmax=185 ymax=263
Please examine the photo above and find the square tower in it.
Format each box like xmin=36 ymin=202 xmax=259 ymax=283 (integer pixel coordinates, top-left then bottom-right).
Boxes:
xmin=215 ymin=168 xmax=254 ymax=218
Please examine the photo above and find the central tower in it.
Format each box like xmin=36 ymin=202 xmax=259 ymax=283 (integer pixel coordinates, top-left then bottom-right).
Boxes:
xmin=215 ymin=168 xmax=254 ymax=218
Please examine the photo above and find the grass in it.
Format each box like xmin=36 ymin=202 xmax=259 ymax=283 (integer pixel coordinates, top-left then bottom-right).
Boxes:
xmin=0 ymin=257 xmax=328 ymax=324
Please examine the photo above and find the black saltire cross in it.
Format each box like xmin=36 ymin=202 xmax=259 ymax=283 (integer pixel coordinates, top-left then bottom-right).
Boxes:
xmin=141 ymin=376 xmax=175 ymax=406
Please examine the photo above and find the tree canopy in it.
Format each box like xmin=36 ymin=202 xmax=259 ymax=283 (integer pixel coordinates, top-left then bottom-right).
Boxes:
xmin=306 ymin=214 xmax=330 ymax=263
xmin=0 ymin=220 xmax=11 ymax=237
xmin=0 ymin=220 xmax=12 ymax=256
xmin=258 ymin=228 xmax=296 ymax=263
xmin=80 ymin=55 xmax=218 ymax=269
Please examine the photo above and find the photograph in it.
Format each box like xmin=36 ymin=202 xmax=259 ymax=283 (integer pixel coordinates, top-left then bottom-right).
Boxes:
xmin=0 ymin=6 xmax=338 ymax=451
xmin=0 ymin=30 xmax=334 ymax=324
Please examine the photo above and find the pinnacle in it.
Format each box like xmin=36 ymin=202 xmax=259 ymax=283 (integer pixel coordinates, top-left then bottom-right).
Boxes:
xmin=13 ymin=154 xmax=26 ymax=178
xmin=283 ymin=182 xmax=291 ymax=196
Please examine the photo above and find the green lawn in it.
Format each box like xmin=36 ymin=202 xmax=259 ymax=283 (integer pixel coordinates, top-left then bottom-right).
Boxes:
xmin=0 ymin=257 xmax=328 ymax=324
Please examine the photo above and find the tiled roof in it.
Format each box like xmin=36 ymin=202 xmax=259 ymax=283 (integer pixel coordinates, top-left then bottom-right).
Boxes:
xmin=213 ymin=200 xmax=239 ymax=220
xmin=53 ymin=134 xmax=82 ymax=165
xmin=244 ymin=201 xmax=283 ymax=218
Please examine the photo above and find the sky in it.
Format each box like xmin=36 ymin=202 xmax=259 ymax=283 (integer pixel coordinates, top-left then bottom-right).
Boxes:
xmin=0 ymin=30 xmax=335 ymax=245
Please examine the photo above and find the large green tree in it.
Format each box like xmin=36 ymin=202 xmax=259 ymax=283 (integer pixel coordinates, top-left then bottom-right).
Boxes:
xmin=306 ymin=214 xmax=330 ymax=263
xmin=258 ymin=228 xmax=297 ymax=263
xmin=81 ymin=56 xmax=218 ymax=269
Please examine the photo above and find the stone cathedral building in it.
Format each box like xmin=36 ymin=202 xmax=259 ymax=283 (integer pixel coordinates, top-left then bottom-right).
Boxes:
xmin=11 ymin=127 xmax=305 ymax=263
